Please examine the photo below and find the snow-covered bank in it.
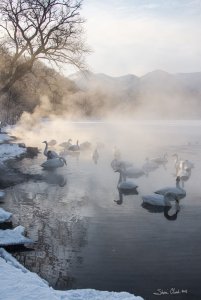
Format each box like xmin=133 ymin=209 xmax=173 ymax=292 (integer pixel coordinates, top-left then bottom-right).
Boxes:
xmin=0 ymin=249 xmax=144 ymax=300
xmin=0 ymin=208 xmax=12 ymax=223
xmin=0 ymin=142 xmax=26 ymax=161
xmin=0 ymin=226 xmax=33 ymax=246
xmin=0 ymin=133 xmax=13 ymax=143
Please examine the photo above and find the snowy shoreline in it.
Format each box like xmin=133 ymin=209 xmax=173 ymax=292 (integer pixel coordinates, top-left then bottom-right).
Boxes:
xmin=0 ymin=132 xmax=144 ymax=300
xmin=0 ymin=248 xmax=144 ymax=300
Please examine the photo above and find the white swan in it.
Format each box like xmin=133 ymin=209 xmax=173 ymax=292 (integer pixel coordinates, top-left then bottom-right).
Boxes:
xmin=172 ymin=153 xmax=183 ymax=174
xmin=41 ymin=157 xmax=67 ymax=169
xmin=80 ymin=141 xmax=91 ymax=150
xmin=142 ymin=157 xmax=158 ymax=173
xmin=59 ymin=139 xmax=72 ymax=149
xmin=113 ymin=146 xmax=121 ymax=160
xmin=48 ymin=139 xmax=57 ymax=146
xmin=183 ymin=159 xmax=194 ymax=171
xmin=154 ymin=176 xmax=186 ymax=199
xmin=111 ymin=159 xmax=133 ymax=171
xmin=43 ymin=141 xmax=59 ymax=159
xmin=173 ymin=153 xmax=193 ymax=175
xmin=92 ymin=148 xmax=99 ymax=164
xmin=115 ymin=169 xmax=138 ymax=193
xmin=177 ymin=161 xmax=191 ymax=181
xmin=68 ymin=140 xmax=80 ymax=151
xmin=142 ymin=192 xmax=179 ymax=207
xmin=122 ymin=166 xmax=145 ymax=178
xmin=150 ymin=153 xmax=168 ymax=164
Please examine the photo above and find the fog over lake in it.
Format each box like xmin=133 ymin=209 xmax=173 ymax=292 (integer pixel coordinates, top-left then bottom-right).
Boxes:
xmin=2 ymin=120 xmax=201 ymax=300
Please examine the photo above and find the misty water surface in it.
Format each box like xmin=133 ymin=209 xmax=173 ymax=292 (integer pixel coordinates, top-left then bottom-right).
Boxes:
xmin=2 ymin=120 xmax=201 ymax=300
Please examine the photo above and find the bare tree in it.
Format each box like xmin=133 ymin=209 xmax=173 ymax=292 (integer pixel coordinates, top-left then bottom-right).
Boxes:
xmin=0 ymin=0 xmax=88 ymax=95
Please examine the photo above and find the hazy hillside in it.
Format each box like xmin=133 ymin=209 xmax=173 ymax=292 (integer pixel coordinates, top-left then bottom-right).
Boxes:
xmin=70 ymin=70 xmax=201 ymax=119
xmin=0 ymin=49 xmax=80 ymax=124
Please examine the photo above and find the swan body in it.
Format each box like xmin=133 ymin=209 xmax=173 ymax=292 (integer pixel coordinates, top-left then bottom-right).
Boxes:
xmin=155 ymin=177 xmax=186 ymax=199
xmin=116 ymin=169 xmax=138 ymax=193
xmin=118 ymin=181 xmax=138 ymax=190
xmin=177 ymin=168 xmax=190 ymax=181
xmin=80 ymin=141 xmax=91 ymax=150
xmin=172 ymin=153 xmax=193 ymax=172
xmin=59 ymin=139 xmax=72 ymax=149
xmin=111 ymin=159 xmax=133 ymax=171
xmin=183 ymin=160 xmax=194 ymax=171
xmin=48 ymin=139 xmax=57 ymax=146
xmin=43 ymin=141 xmax=59 ymax=159
xmin=114 ymin=147 xmax=121 ymax=160
xmin=122 ymin=166 xmax=145 ymax=178
xmin=142 ymin=158 xmax=158 ymax=173
xmin=92 ymin=148 xmax=99 ymax=163
xmin=150 ymin=153 xmax=168 ymax=164
xmin=172 ymin=153 xmax=183 ymax=174
xmin=68 ymin=140 xmax=80 ymax=151
xmin=41 ymin=157 xmax=67 ymax=169
xmin=142 ymin=193 xmax=176 ymax=207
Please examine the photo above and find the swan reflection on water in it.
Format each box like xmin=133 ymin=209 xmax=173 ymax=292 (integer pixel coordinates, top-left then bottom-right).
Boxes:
xmin=42 ymin=172 xmax=67 ymax=187
xmin=142 ymin=185 xmax=186 ymax=221
xmin=141 ymin=201 xmax=181 ymax=221
xmin=114 ymin=189 xmax=139 ymax=205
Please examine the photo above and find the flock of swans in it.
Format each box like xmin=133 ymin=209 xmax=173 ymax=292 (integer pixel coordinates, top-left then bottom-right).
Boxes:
xmin=40 ymin=138 xmax=92 ymax=169
xmin=40 ymin=139 xmax=194 ymax=219
xmin=112 ymin=150 xmax=194 ymax=219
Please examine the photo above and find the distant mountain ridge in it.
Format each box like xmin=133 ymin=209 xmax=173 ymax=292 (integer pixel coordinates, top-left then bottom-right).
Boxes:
xmin=69 ymin=70 xmax=201 ymax=119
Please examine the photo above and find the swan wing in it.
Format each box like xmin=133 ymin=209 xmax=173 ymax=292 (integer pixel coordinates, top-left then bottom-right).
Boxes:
xmin=155 ymin=187 xmax=186 ymax=198
xmin=41 ymin=158 xmax=62 ymax=169
xmin=142 ymin=194 xmax=170 ymax=206
xmin=118 ymin=181 xmax=138 ymax=189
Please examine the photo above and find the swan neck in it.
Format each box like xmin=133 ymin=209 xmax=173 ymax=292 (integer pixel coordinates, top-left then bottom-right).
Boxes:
xmin=43 ymin=142 xmax=48 ymax=156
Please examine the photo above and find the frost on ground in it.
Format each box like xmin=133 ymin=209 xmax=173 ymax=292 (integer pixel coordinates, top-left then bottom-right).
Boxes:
xmin=0 ymin=208 xmax=12 ymax=223
xmin=0 ymin=143 xmax=26 ymax=161
xmin=0 ymin=133 xmax=13 ymax=143
xmin=0 ymin=226 xmax=33 ymax=246
xmin=0 ymin=249 xmax=144 ymax=300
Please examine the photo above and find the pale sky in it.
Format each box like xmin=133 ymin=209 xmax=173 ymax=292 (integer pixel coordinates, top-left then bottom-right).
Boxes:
xmin=80 ymin=0 xmax=201 ymax=76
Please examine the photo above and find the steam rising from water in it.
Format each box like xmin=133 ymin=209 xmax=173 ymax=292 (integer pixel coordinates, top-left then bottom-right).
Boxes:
xmin=10 ymin=94 xmax=200 ymax=165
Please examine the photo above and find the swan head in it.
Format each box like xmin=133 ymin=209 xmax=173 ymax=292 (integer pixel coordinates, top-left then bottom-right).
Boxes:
xmin=42 ymin=141 xmax=47 ymax=144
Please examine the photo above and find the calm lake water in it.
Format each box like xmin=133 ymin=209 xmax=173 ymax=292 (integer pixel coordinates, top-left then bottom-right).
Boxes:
xmin=2 ymin=121 xmax=201 ymax=300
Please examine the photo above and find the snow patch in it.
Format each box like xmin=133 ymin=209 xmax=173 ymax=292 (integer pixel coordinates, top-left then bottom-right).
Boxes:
xmin=0 ymin=248 xmax=144 ymax=300
xmin=0 ymin=208 xmax=12 ymax=223
xmin=0 ymin=143 xmax=26 ymax=161
xmin=0 ymin=225 xmax=33 ymax=246
xmin=0 ymin=133 xmax=13 ymax=143
xmin=0 ymin=190 xmax=5 ymax=199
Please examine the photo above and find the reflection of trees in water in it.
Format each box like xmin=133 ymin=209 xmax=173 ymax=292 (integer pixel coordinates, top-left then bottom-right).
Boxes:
xmin=3 ymin=181 xmax=89 ymax=289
